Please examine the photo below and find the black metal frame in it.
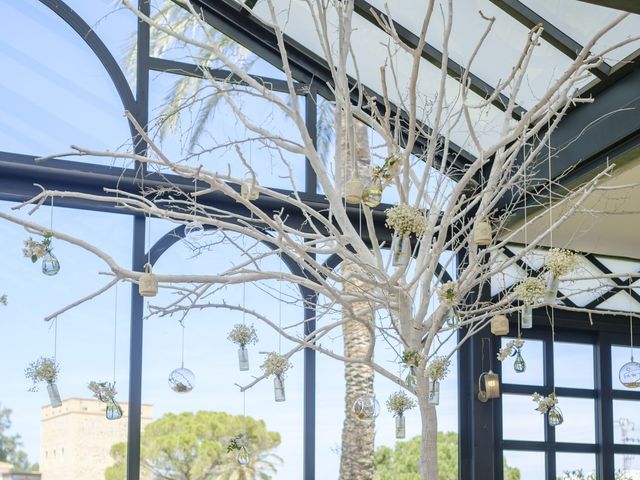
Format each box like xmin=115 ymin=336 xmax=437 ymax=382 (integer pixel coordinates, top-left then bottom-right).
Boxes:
xmin=2 ymin=1 xmax=640 ymax=479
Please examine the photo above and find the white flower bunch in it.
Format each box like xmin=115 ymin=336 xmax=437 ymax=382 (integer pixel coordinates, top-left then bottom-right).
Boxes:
xmin=23 ymin=237 xmax=50 ymax=261
xmin=385 ymin=204 xmax=426 ymax=237
xmin=437 ymin=281 xmax=459 ymax=306
xmin=88 ymin=381 xmax=117 ymax=402
xmin=514 ymin=277 xmax=545 ymax=305
xmin=532 ymin=392 xmax=558 ymax=414
xmin=25 ymin=357 xmax=59 ymax=391
xmin=497 ymin=339 xmax=525 ymax=361
xmin=261 ymin=352 xmax=291 ymax=378
xmin=385 ymin=390 xmax=416 ymax=416
xmin=227 ymin=324 xmax=259 ymax=347
xmin=426 ymin=356 xmax=452 ymax=381
xmin=546 ymin=248 xmax=578 ymax=278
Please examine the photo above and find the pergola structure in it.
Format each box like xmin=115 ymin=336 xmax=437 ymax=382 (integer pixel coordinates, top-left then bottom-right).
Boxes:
xmin=1 ymin=1 xmax=640 ymax=479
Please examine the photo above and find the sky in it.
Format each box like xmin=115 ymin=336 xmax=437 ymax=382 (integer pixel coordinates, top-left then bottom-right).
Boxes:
xmin=1 ymin=1 xmax=640 ymax=479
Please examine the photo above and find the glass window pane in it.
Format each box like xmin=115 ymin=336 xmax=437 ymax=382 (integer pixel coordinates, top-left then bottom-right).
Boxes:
xmin=615 ymin=454 xmax=640 ymax=478
xmin=501 ymin=337 xmax=544 ymax=386
xmin=613 ymin=400 xmax=640 ymax=445
xmin=503 ymin=394 xmax=545 ymax=441
xmin=556 ymin=453 xmax=596 ymax=479
xmin=555 ymin=398 xmax=596 ymax=444
xmin=612 ymin=345 xmax=640 ymax=390
xmin=554 ymin=342 xmax=594 ymax=389
xmin=503 ymin=450 xmax=545 ymax=480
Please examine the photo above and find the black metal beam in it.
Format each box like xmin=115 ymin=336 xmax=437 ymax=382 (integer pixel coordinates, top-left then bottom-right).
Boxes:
xmin=188 ymin=0 xmax=477 ymax=172
xmin=352 ymin=0 xmax=525 ymax=120
xmin=578 ymin=0 xmax=640 ymax=14
xmin=489 ymin=0 xmax=612 ymax=79
xmin=583 ymin=254 xmax=640 ymax=309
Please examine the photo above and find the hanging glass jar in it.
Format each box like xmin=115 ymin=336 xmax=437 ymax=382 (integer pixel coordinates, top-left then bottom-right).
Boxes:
xmin=139 ymin=263 xmax=158 ymax=297
xmin=274 ymin=374 xmax=286 ymax=402
xmin=184 ymin=221 xmax=205 ymax=242
xmin=513 ymin=349 xmax=526 ymax=373
xmin=352 ymin=395 xmax=380 ymax=420
xmin=345 ymin=177 xmax=364 ymax=205
xmin=362 ymin=178 xmax=382 ymax=208
xmin=548 ymin=407 xmax=563 ymax=427
xmin=544 ymin=275 xmax=559 ymax=304
xmin=428 ymin=380 xmax=440 ymax=406
xmin=619 ymin=359 xmax=640 ymax=388
xmin=392 ymin=236 xmax=411 ymax=267
xmin=521 ymin=305 xmax=533 ymax=329
xmin=42 ymin=250 xmax=60 ymax=276
xmin=168 ymin=367 xmax=196 ymax=393
xmin=238 ymin=346 xmax=250 ymax=371
xmin=46 ymin=382 xmax=62 ymax=408
xmin=405 ymin=366 xmax=417 ymax=389
xmin=395 ymin=414 xmax=406 ymax=439
xmin=446 ymin=308 xmax=459 ymax=328
xmin=106 ymin=399 xmax=123 ymax=421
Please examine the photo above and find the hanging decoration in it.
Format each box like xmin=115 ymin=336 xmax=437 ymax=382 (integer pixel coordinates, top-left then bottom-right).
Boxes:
xmin=497 ymin=338 xmax=526 ymax=374
xmin=139 ymin=263 xmax=158 ymax=297
xmin=345 ymin=177 xmax=364 ymax=205
xmin=385 ymin=391 xmax=416 ymax=439
xmin=490 ymin=314 xmax=509 ymax=336
xmin=228 ymin=324 xmax=258 ymax=371
xmin=227 ymin=434 xmax=250 ymax=466
xmin=426 ymin=356 xmax=452 ymax=406
xmin=385 ymin=204 xmax=426 ymax=267
xmin=401 ymin=350 xmax=421 ymax=389
xmin=352 ymin=395 xmax=381 ymax=420
xmin=88 ymin=381 xmax=123 ymax=420
xmin=361 ymin=155 xmax=397 ymax=208
xmin=543 ymin=249 xmax=577 ymax=304
xmin=25 ymin=356 xmax=62 ymax=408
xmin=169 ymin=322 xmax=195 ymax=393
xmin=513 ymin=349 xmax=526 ymax=373
xmin=532 ymin=392 xmax=563 ymax=427
xmin=619 ymin=278 xmax=640 ymax=388
xmin=478 ymin=338 xmax=500 ymax=402
xmin=184 ymin=179 xmax=205 ymax=242
xmin=261 ymin=352 xmax=291 ymax=402
xmin=513 ymin=277 xmax=545 ymax=329
xmin=23 ymin=232 xmax=60 ymax=276
xmin=240 ymin=178 xmax=260 ymax=201
xmin=473 ymin=220 xmax=492 ymax=246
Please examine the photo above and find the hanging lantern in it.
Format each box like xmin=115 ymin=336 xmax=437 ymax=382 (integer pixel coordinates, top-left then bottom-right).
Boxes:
xmin=274 ymin=375 xmax=286 ymax=402
xmin=184 ymin=221 xmax=205 ymax=242
xmin=46 ymin=382 xmax=62 ymax=408
xmin=42 ymin=251 xmax=60 ymax=276
xmin=240 ymin=179 xmax=260 ymax=201
xmin=473 ymin=221 xmax=492 ymax=246
xmin=392 ymin=235 xmax=412 ymax=267
xmin=477 ymin=370 xmax=500 ymax=402
xmin=168 ymin=367 xmax=195 ymax=393
xmin=428 ymin=381 xmax=440 ymax=406
xmin=362 ymin=178 xmax=382 ymax=208
xmin=352 ymin=395 xmax=380 ymax=420
xmin=514 ymin=349 xmax=526 ymax=373
xmin=521 ymin=305 xmax=533 ymax=329
xmin=548 ymin=407 xmax=564 ymax=426
xmin=139 ymin=263 xmax=158 ymax=297
xmin=345 ymin=177 xmax=364 ymax=204
xmin=544 ymin=275 xmax=560 ymax=304
xmin=395 ymin=414 xmax=406 ymax=439
xmin=619 ymin=359 xmax=640 ymax=388
xmin=105 ymin=399 xmax=123 ymax=421
xmin=490 ymin=314 xmax=509 ymax=336
xmin=238 ymin=346 xmax=250 ymax=372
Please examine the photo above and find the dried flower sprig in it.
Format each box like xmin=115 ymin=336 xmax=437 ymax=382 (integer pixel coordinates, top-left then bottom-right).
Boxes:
xmin=532 ymin=392 xmax=558 ymax=414
xmin=88 ymin=381 xmax=117 ymax=403
xmin=497 ymin=339 xmax=525 ymax=361
xmin=546 ymin=248 xmax=577 ymax=278
xmin=401 ymin=350 xmax=421 ymax=368
xmin=426 ymin=356 xmax=452 ymax=381
xmin=386 ymin=390 xmax=416 ymax=417
xmin=385 ymin=204 xmax=426 ymax=237
xmin=261 ymin=352 xmax=291 ymax=378
xmin=514 ymin=277 xmax=545 ymax=305
xmin=25 ymin=357 xmax=59 ymax=391
xmin=227 ymin=324 xmax=259 ymax=348
xmin=23 ymin=232 xmax=54 ymax=263
xmin=437 ymin=281 xmax=459 ymax=306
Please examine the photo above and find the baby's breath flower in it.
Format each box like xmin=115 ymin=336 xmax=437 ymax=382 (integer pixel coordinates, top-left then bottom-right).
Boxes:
xmin=532 ymin=392 xmax=558 ymax=414
xmin=25 ymin=357 xmax=59 ymax=391
xmin=426 ymin=356 xmax=451 ymax=381
xmin=227 ymin=324 xmax=259 ymax=347
xmin=546 ymin=248 xmax=577 ymax=278
xmin=385 ymin=204 xmax=426 ymax=237
xmin=385 ymin=391 xmax=416 ymax=416
xmin=261 ymin=352 xmax=291 ymax=378
xmin=497 ymin=339 xmax=526 ymax=361
xmin=514 ymin=277 xmax=545 ymax=305
xmin=437 ymin=281 xmax=459 ymax=306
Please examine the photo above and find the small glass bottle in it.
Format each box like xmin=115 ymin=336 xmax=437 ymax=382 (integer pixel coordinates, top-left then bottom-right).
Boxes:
xmin=392 ymin=236 xmax=411 ymax=267
xmin=238 ymin=346 xmax=249 ymax=371
xmin=429 ymin=381 xmax=440 ymax=406
xmin=274 ymin=375 xmax=286 ymax=402
xmin=106 ymin=399 xmax=123 ymax=421
xmin=544 ymin=275 xmax=559 ymax=304
xmin=395 ymin=414 xmax=406 ymax=439
xmin=42 ymin=250 xmax=60 ymax=276
xmin=548 ymin=407 xmax=563 ymax=427
xmin=513 ymin=349 xmax=526 ymax=373
xmin=521 ymin=305 xmax=533 ymax=329
xmin=47 ymin=382 xmax=62 ymax=408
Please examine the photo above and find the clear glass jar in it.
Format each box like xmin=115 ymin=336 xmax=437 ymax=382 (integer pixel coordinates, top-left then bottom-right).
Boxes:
xmin=42 ymin=250 xmax=60 ymax=276
xmin=274 ymin=375 xmax=286 ymax=402
xmin=362 ymin=179 xmax=382 ymax=208
xmin=544 ymin=275 xmax=559 ymax=304
xmin=106 ymin=399 xmax=123 ymax=421
xmin=521 ymin=305 xmax=533 ymax=329
xmin=238 ymin=346 xmax=249 ymax=371
xmin=392 ymin=236 xmax=411 ymax=267
xmin=47 ymin=382 xmax=62 ymax=408
xmin=548 ymin=407 xmax=563 ymax=427
xmin=405 ymin=366 xmax=417 ymax=389
xmin=513 ymin=349 xmax=526 ymax=373
xmin=429 ymin=380 xmax=440 ymax=406
xmin=395 ymin=414 xmax=406 ymax=439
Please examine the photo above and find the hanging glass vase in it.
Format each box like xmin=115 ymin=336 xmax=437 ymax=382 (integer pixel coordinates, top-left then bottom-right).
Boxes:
xmin=619 ymin=359 xmax=640 ymax=388
xmin=345 ymin=177 xmax=364 ymax=205
xmin=548 ymin=406 xmax=563 ymax=427
xmin=42 ymin=250 xmax=60 ymax=276
xmin=544 ymin=275 xmax=559 ymax=304
xmin=513 ymin=349 xmax=526 ymax=373
xmin=395 ymin=414 xmax=406 ymax=439
xmin=521 ymin=305 xmax=533 ymax=329
xmin=274 ymin=375 xmax=286 ymax=402
xmin=429 ymin=380 xmax=440 ymax=406
xmin=405 ymin=366 xmax=417 ymax=389
xmin=446 ymin=308 xmax=459 ymax=328
xmin=106 ymin=399 xmax=123 ymax=421
xmin=362 ymin=178 xmax=382 ymax=208
xmin=392 ymin=235 xmax=411 ymax=267
xmin=240 ymin=178 xmax=260 ymax=201
xmin=184 ymin=220 xmax=205 ymax=242
xmin=352 ymin=395 xmax=380 ymax=420
xmin=47 ymin=382 xmax=62 ymax=408
xmin=236 ymin=446 xmax=250 ymax=466
xmin=168 ymin=367 xmax=196 ymax=393
xmin=238 ymin=346 xmax=250 ymax=371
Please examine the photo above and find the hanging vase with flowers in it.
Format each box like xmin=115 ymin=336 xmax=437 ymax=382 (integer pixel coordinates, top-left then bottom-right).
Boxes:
xmin=544 ymin=249 xmax=577 ymax=305
xmin=386 ymin=391 xmax=416 ymax=439
xmin=514 ymin=277 xmax=545 ymax=329
xmin=532 ymin=392 xmax=563 ymax=427
xmin=426 ymin=356 xmax=452 ymax=406
xmin=88 ymin=380 xmax=123 ymax=420
xmin=385 ymin=204 xmax=426 ymax=267
xmin=23 ymin=232 xmax=60 ymax=276
xmin=261 ymin=352 xmax=291 ymax=402
xmin=25 ymin=356 xmax=62 ymax=408
xmin=227 ymin=324 xmax=259 ymax=371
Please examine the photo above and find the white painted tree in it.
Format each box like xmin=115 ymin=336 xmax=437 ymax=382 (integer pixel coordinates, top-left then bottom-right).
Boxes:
xmin=2 ymin=2 xmax=640 ymax=479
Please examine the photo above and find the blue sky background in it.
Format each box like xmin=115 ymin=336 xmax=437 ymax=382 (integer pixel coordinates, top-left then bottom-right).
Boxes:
xmin=1 ymin=1 xmax=639 ymax=479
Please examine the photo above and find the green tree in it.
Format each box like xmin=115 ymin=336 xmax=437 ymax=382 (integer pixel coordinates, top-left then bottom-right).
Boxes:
xmin=105 ymin=411 xmax=281 ymax=480
xmin=0 ymin=403 xmax=35 ymax=472
xmin=373 ymin=432 xmax=520 ymax=480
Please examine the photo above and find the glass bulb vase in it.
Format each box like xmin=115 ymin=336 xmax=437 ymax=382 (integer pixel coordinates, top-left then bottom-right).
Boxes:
xmin=42 ymin=250 xmax=60 ymax=276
